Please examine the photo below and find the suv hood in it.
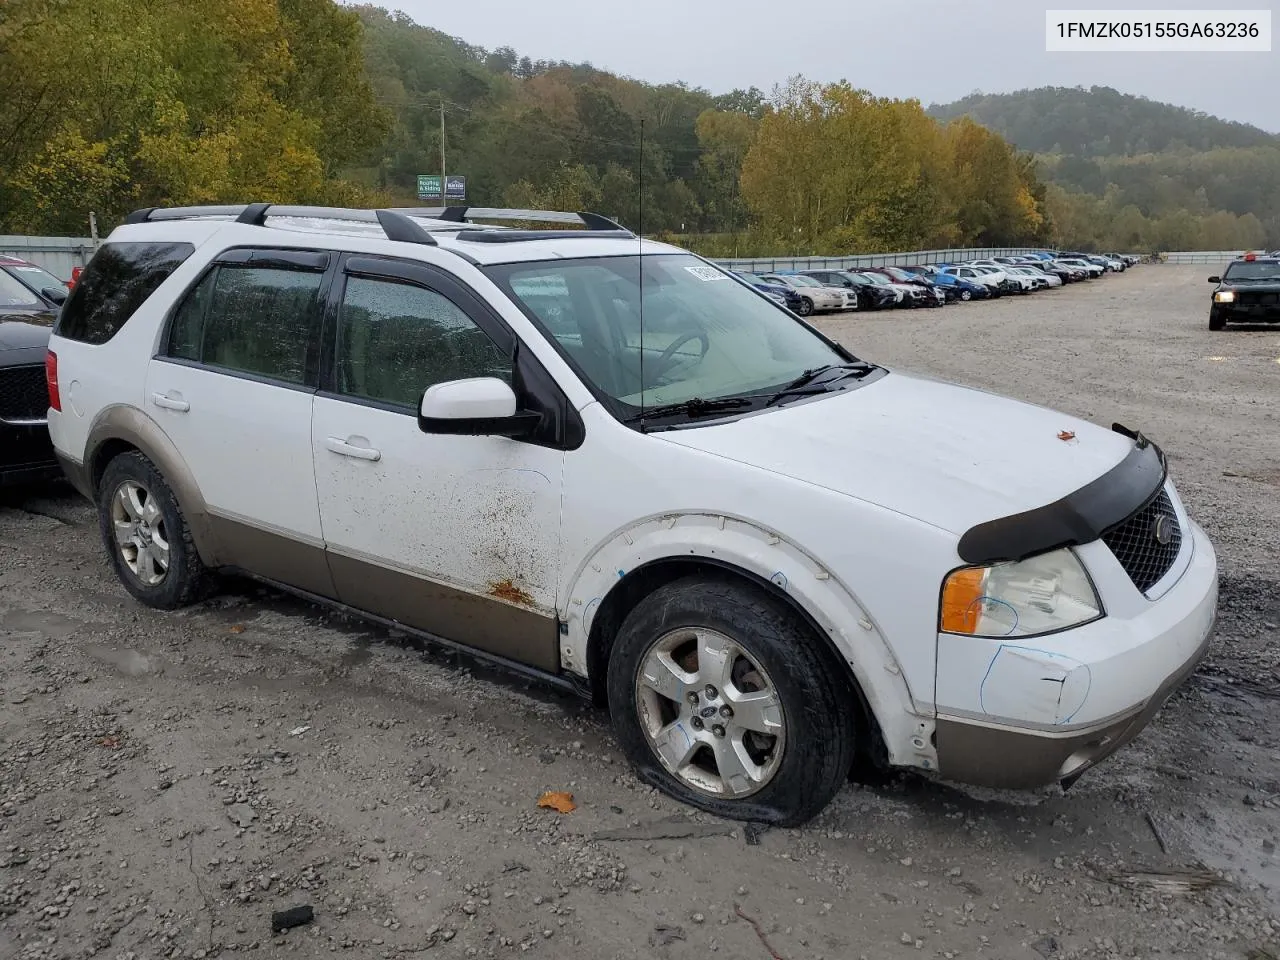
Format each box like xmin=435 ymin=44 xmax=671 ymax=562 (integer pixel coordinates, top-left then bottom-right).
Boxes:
xmin=658 ymin=371 xmax=1134 ymax=537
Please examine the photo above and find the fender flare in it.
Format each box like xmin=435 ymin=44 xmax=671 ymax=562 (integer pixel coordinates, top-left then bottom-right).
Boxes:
xmin=560 ymin=511 xmax=938 ymax=772
xmin=84 ymin=404 xmax=221 ymax=566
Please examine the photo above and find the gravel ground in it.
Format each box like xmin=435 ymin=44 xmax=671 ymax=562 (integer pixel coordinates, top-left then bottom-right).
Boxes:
xmin=2 ymin=264 xmax=1279 ymax=960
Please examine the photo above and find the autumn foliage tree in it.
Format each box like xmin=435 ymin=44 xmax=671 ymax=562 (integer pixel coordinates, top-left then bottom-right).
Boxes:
xmin=0 ymin=0 xmax=389 ymax=233
xmin=737 ymin=79 xmax=1047 ymax=255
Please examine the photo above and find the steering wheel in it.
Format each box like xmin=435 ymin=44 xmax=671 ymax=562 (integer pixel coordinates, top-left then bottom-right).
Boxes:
xmin=648 ymin=332 xmax=710 ymax=381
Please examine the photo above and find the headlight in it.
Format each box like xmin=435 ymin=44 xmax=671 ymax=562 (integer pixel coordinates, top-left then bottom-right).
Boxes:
xmin=1214 ymin=290 xmax=1235 ymax=303
xmin=940 ymin=548 xmax=1102 ymax=638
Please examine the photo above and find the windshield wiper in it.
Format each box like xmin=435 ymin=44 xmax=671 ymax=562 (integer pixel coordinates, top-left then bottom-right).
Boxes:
xmin=765 ymin=362 xmax=876 ymax=406
xmin=626 ymin=396 xmax=755 ymax=424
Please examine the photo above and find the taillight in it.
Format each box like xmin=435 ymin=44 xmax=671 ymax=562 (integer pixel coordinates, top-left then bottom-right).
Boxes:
xmin=45 ymin=350 xmax=61 ymax=412
xmin=69 ymin=266 xmax=82 ymax=289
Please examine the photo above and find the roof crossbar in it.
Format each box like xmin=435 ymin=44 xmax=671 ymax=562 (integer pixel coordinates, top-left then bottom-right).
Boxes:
xmin=434 ymin=207 xmax=629 ymax=232
xmin=121 ymin=203 xmax=437 ymax=246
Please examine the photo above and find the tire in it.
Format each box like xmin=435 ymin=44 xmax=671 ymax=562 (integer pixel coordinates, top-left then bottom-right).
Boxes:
xmin=606 ymin=575 xmax=858 ymax=826
xmin=97 ymin=451 xmax=211 ymax=609
xmin=959 ymin=289 xmax=972 ymax=301
xmin=797 ymin=297 xmax=813 ymax=316
xmin=1209 ymin=310 xmax=1226 ymax=331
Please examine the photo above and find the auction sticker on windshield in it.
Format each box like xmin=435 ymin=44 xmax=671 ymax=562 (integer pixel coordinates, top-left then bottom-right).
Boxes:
xmin=685 ymin=265 xmax=730 ymax=282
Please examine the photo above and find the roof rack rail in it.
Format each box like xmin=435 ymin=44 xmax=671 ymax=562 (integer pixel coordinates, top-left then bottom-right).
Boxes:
xmin=120 ymin=203 xmax=438 ymax=246
xmin=431 ymin=207 xmax=629 ymax=232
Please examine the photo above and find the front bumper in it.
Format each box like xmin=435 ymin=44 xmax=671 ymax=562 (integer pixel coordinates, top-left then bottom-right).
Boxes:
xmin=1216 ymin=302 xmax=1280 ymax=322
xmin=933 ymin=519 xmax=1218 ymax=790
xmin=0 ymin=420 xmax=60 ymax=487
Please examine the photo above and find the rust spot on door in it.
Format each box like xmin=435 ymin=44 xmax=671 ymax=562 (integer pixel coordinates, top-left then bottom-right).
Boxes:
xmin=489 ymin=578 xmax=535 ymax=607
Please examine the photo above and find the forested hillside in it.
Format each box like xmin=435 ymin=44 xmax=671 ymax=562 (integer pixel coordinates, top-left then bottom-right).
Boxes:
xmin=931 ymin=86 xmax=1280 ymax=250
xmin=3 ymin=3 xmax=1269 ymax=252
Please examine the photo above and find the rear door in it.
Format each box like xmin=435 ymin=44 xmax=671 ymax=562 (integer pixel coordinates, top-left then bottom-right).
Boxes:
xmin=145 ymin=248 xmax=336 ymax=595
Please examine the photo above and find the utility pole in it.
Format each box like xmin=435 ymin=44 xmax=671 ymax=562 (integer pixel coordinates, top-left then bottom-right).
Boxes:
xmin=440 ymin=101 xmax=446 ymax=197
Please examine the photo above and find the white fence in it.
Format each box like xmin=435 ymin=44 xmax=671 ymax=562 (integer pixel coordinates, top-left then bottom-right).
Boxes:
xmin=711 ymin=247 xmax=1053 ymax=272
xmin=0 ymin=236 xmax=98 ymax=281
xmin=1159 ymin=250 xmax=1248 ymax=265
xmin=0 ymin=233 xmax=1259 ymax=280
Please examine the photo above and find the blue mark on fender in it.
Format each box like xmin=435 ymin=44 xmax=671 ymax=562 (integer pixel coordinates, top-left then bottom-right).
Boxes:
xmin=583 ymin=597 xmax=601 ymax=630
xmin=617 ymin=568 xmax=626 ymax=578
xmin=770 ymin=571 xmax=788 ymax=590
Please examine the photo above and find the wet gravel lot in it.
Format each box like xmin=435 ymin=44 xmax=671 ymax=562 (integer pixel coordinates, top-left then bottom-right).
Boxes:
xmin=3 ymin=264 xmax=1279 ymax=959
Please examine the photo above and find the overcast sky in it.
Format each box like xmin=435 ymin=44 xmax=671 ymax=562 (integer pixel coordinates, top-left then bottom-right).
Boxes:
xmin=377 ymin=0 xmax=1280 ymax=133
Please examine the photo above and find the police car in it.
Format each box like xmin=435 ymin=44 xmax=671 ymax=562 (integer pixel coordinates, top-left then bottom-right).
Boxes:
xmin=1208 ymin=252 xmax=1280 ymax=330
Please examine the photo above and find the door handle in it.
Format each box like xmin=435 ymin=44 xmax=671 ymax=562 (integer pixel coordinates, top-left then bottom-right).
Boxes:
xmin=152 ymin=392 xmax=190 ymax=412
xmin=325 ymin=437 xmax=381 ymax=462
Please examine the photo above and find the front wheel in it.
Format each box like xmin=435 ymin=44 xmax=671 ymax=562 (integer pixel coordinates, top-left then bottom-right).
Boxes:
xmin=797 ymin=297 xmax=814 ymax=316
xmin=1209 ymin=310 xmax=1226 ymax=331
xmin=959 ymin=289 xmax=972 ymax=301
xmin=607 ymin=576 xmax=858 ymax=826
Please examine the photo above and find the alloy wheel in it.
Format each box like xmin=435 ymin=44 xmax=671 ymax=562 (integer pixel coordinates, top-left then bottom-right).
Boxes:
xmin=110 ymin=480 xmax=170 ymax=586
xmin=634 ymin=627 xmax=785 ymax=799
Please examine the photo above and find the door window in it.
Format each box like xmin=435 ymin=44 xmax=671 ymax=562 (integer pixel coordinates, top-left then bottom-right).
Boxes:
xmin=165 ymin=265 xmax=324 ymax=386
xmin=335 ymin=276 xmax=511 ymax=409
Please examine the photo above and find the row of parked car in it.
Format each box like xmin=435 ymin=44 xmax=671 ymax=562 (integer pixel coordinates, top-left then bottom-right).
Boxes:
xmin=734 ymin=251 xmax=1140 ymax=315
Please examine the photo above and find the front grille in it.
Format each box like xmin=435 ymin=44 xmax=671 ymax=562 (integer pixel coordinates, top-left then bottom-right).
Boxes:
xmin=0 ymin=364 xmax=48 ymax=421
xmin=1239 ymin=291 xmax=1279 ymax=305
xmin=1101 ymin=489 xmax=1182 ymax=593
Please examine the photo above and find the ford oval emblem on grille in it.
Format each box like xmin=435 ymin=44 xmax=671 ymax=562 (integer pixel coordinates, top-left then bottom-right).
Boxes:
xmin=1152 ymin=514 xmax=1174 ymax=546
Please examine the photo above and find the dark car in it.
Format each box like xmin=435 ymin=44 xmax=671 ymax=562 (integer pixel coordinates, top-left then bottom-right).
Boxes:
xmin=1208 ymin=253 xmax=1280 ymax=330
xmin=0 ymin=256 xmax=70 ymax=311
xmin=732 ymin=272 xmax=805 ymax=313
xmin=799 ymin=269 xmax=897 ymax=310
xmin=1 ymin=308 xmax=60 ymax=486
xmin=927 ymin=270 xmax=990 ymax=301
xmin=866 ymin=266 xmax=946 ymax=307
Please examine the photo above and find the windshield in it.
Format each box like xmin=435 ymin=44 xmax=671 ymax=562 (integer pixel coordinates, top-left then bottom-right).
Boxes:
xmin=861 ymin=273 xmax=891 ymax=285
xmin=0 ymin=269 xmax=42 ymax=306
xmin=3 ymin=262 xmax=65 ymax=294
xmin=1223 ymin=260 xmax=1280 ymax=281
xmin=784 ymin=275 xmax=822 ymax=287
xmin=486 ymin=254 xmax=853 ymax=414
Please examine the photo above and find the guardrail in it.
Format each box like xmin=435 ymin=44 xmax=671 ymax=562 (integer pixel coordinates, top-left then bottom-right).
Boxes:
xmin=0 ymin=232 xmax=1258 ymax=278
xmin=710 ymin=248 xmax=1052 ymax=272
xmin=1158 ymin=251 xmax=1248 ymax=265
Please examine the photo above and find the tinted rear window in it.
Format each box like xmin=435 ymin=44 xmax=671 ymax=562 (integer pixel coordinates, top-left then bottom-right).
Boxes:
xmin=55 ymin=241 xmax=195 ymax=345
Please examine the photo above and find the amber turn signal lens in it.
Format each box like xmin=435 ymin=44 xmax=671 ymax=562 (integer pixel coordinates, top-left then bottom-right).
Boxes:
xmin=940 ymin=567 xmax=987 ymax=634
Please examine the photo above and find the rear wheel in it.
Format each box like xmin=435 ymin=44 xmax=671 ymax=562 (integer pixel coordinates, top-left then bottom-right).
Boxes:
xmin=607 ymin=576 xmax=858 ymax=826
xmin=97 ymin=451 xmax=211 ymax=609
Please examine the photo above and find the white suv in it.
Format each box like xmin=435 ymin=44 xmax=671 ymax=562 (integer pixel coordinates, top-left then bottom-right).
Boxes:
xmin=45 ymin=204 xmax=1218 ymax=826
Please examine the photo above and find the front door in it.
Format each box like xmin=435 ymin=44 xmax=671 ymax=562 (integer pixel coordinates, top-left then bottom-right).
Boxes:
xmin=311 ymin=257 xmax=565 ymax=671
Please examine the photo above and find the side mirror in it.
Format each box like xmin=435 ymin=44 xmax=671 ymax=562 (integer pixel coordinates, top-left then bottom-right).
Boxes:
xmin=41 ymin=286 xmax=67 ymax=305
xmin=1207 ymin=276 xmax=1220 ymax=283
xmin=418 ymin=377 xmax=540 ymax=438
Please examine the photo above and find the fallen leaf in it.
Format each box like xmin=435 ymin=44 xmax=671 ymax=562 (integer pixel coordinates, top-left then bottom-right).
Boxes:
xmin=1057 ymin=430 xmax=1076 ymax=441
xmin=537 ymin=790 xmax=576 ymax=814
xmin=228 ymin=624 xmax=246 ymax=634
xmin=97 ymin=736 xmax=121 ymax=749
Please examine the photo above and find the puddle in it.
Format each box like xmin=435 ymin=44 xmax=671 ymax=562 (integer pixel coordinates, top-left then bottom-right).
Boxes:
xmin=0 ymin=609 xmax=84 ymax=639
xmin=82 ymin=644 xmax=158 ymax=677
